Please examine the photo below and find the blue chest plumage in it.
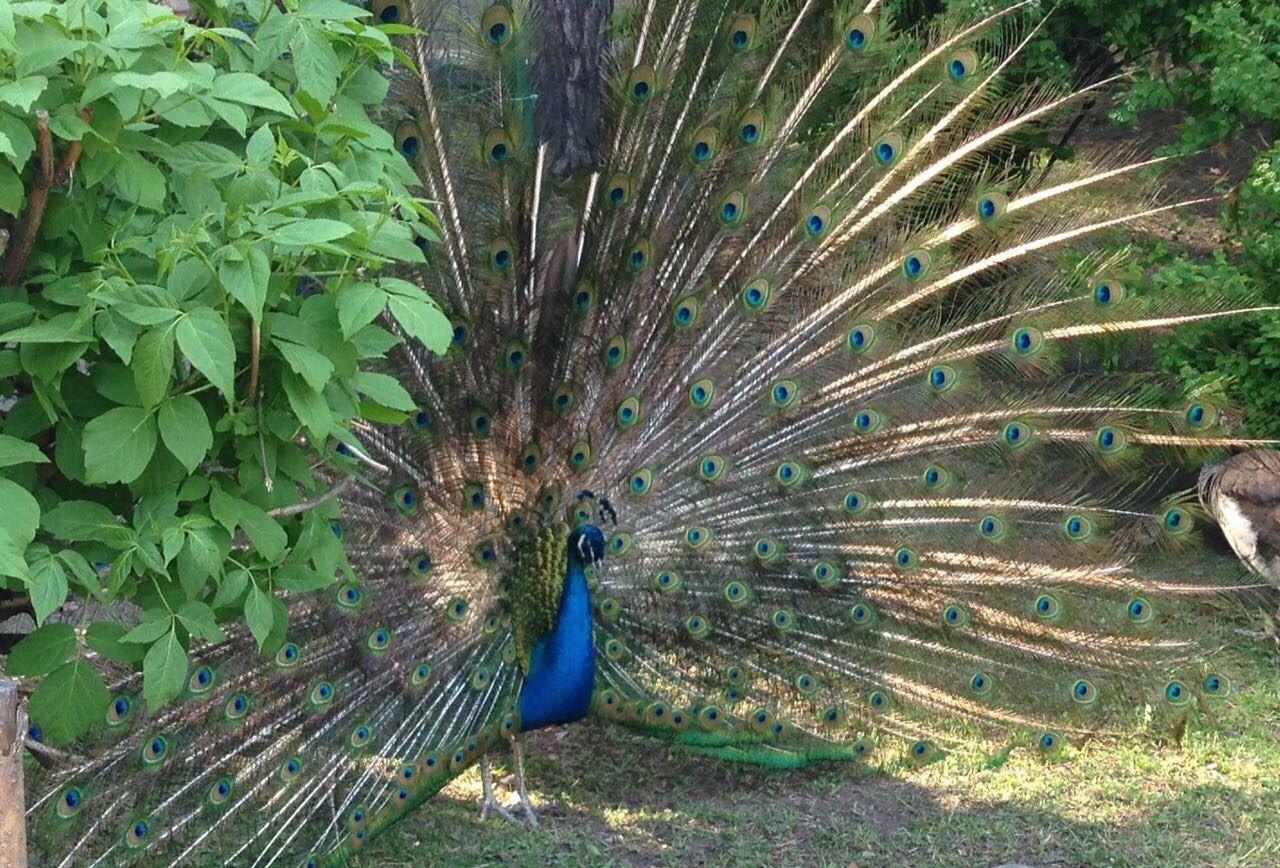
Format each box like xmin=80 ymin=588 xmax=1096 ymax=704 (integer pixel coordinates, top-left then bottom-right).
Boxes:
xmin=516 ymin=559 xmax=596 ymax=730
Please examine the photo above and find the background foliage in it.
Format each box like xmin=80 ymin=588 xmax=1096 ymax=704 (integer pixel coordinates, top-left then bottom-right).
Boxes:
xmin=888 ymin=0 xmax=1280 ymax=436
xmin=0 ymin=0 xmax=448 ymax=744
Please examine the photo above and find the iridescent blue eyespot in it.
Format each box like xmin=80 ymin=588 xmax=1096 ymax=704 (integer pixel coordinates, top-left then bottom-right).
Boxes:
xmin=1037 ymin=731 xmax=1063 ymax=755
xmin=894 ymin=547 xmax=918 ymax=569
xmin=1071 ymin=678 xmax=1098 ymax=704
xmin=689 ymin=378 xmax=715 ymax=408
xmin=1127 ymin=596 xmax=1154 ymax=624
xmin=849 ymin=603 xmax=874 ymax=625
xmin=969 ymin=672 xmax=993 ymax=696
xmin=844 ymin=490 xmax=869 ymax=513
xmin=1033 ymin=593 xmax=1061 ymax=620
xmin=848 ymin=323 xmax=876 ymax=352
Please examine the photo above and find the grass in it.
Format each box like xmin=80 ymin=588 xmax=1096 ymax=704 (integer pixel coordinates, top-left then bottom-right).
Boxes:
xmin=360 ymin=617 xmax=1280 ymax=868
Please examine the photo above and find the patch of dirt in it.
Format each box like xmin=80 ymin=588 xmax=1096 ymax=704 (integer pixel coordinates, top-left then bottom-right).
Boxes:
xmin=1070 ymin=101 xmax=1264 ymax=256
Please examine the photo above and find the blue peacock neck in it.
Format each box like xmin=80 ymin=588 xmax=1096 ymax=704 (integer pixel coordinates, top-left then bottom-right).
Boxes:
xmin=514 ymin=529 xmax=598 ymax=731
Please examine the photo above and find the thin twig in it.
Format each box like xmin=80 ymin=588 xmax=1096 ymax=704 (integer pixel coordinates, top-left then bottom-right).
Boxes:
xmin=246 ymin=320 xmax=261 ymax=402
xmin=23 ymin=737 xmax=87 ymax=769
xmin=257 ymin=391 xmax=273 ymax=493
xmin=2 ymin=110 xmax=54 ymax=286
xmin=1035 ymin=99 xmax=1095 ymax=188
xmin=267 ymin=477 xmax=355 ymax=517
xmin=53 ymin=107 xmax=92 ymax=185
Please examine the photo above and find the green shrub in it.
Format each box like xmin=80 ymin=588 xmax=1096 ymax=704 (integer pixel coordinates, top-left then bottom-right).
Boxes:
xmin=0 ymin=0 xmax=447 ymax=743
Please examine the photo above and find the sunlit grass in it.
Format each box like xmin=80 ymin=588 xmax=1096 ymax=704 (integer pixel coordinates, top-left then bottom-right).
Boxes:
xmin=360 ymin=617 xmax=1279 ymax=867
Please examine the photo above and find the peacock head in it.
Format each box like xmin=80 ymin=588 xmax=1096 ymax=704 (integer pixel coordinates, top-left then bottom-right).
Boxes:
xmin=568 ymin=525 xmax=606 ymax=566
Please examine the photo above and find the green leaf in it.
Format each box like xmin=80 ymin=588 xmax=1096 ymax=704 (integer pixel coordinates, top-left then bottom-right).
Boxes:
xmin=114 ymin=152 xmax=166 ymax=210
xmin=246 ymin=123 xmax=275 ymax=167
xmin=216 ymin=72 xmax=298 ymax=117
xmin=336 ymin=282 xmax=386 ymax=338
xmin=0 ymin=479 xmax=36 ymax=581
xmin=382 ymin=279 xmax=451 ymax=354
xmin=82 ymin=406 xmax=158 ymax=484
xmin=5 ymin=623 xmax=74 ymax=676
xmin=114 ymin=302 xmax=181 ymax=327
xmin=42 ymin=501 xmax=133 ymax=548
xmin=112 ymin=71 xmax=190 ymax=99
xmin=292 ymin=20 xmax=340 ymax=106
xmin=208 ymin=490 xmax=287 ymax=562
xmin=177 ymin=601 xmax=227 ymax=643
xmin=208 ymin=485 xmax=241 ymax=534
xmin=0 ymin=433 xmax=48 ymax=467
xmin=0 ymin=164 xmax=22 ymax=214
xmin=244 ymin=583 xmax=274 ymax=652
xmin=163 ymin=141 xmax=243 ymax=179
xmin=294 ymin=0 xmax=371 ymax=20
xmin=274 ymin=338 xmax=334 ymax=392
xmin=143 ymin=628 xmax=188 ymax=710
xmin=175 ymin=308 xmax=236 ymax=401
xmin=158 ymin=394 xmax=212 ymax=473
xmin=212 ymin=567 xmax=250 ymax=609
xmin=219 ymin=244 xmax=271 ymax=322
xmin=58 ymin=550 xmax=102 ymax=600
xmin=26 ymin=547 xmax=69 ymax=624
xmin=281 ymin=368 xmax=332 ymax=443
xmin=105 ymin=550 xmax=135 ymax=597
xmin=85 ymin=621 xmax=146 ymax=664
xmin=271 ymin=218 xmax=353 ymax=247
xmin=28 ymin=657 xmax=108 ymax=745
xmin=123 ymin=610 xmax=173 ymax=644
xmin=132 ymin=326 xmax=175 ymax=408
xmin=237 ymin=501 xmax=287 ymax=563
xmin=353 ymin=371 xmax=415 ymax=411
xmin=97 ymin=309 xmax=142 ymax=364
xmin=0 ymin=311 xmax=92 ymax=343
xmin=0 ymin=76 xmax=47 ymax=112
xmin=274 ymin=563 xmax=331 ymax=593
xmin=177 ymin=527 xmax=221 ymax=599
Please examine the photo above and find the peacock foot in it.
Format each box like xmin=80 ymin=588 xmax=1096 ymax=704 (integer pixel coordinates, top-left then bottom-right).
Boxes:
xmin=477 ymin=794 xmax=522 ymax=826
xmin=477 ymin=755 xmax=531 ymax=827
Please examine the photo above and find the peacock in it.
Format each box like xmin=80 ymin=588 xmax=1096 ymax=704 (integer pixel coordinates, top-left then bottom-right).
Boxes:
xmin=22 ymin=0 xmax=1279 ymax=864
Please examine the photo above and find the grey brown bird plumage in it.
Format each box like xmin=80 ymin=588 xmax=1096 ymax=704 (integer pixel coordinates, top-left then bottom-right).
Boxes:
xmin=1199 ymin=450 xmax=1280 ymax=585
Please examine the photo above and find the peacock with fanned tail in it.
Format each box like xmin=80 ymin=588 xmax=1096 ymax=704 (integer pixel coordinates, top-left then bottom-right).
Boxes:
xmin=25 ymin=0 xmax=1279 ymax=864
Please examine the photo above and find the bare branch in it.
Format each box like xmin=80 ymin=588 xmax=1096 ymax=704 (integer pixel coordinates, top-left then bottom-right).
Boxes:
xmin=267 ymin=476 xmax=356 ymax=518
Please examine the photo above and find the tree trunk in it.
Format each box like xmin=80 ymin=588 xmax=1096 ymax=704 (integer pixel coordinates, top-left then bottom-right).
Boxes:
xmin=532 ymin=0 xmax=614 ymax=179
xmin=0 ymin=679 xmax=28 ymax=868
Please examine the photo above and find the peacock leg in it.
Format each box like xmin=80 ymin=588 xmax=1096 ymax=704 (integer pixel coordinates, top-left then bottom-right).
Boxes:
xmin=477 ymin=754 xmax=519 ymax=825
xmin=510 ymin=735 xmax=539 ymax=829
